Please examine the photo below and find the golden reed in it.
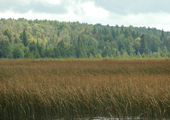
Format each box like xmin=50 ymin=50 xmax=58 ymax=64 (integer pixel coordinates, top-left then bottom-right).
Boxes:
xmin=0 ymin=60 xmax=170 ymax=119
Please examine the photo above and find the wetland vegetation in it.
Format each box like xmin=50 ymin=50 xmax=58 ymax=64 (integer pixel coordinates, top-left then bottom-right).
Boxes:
xmin=0 ymin=59 xmax=170 ymax=119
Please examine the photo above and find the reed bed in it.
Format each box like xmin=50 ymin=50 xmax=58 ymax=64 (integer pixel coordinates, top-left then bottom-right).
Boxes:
xmin=0 ymin=60 xmax=170 ymax=120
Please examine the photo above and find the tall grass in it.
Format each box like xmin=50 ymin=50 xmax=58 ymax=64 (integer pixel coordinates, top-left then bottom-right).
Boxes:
xmin=0 ymin=60 xmax=170 ymax=119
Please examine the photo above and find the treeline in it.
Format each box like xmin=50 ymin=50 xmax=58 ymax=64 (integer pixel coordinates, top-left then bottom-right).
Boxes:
xmin=0 ymin=18 xmax=170 ymax=59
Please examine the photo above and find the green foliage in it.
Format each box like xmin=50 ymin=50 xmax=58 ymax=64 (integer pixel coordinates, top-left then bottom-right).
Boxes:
xmin=162 ymin=46 xmax=168 ymax=58
xmin=0 ymin=18 xmax=170 ymax=59
xmin=1 ymin=39 xmax=12 ymax=58
xmin=116 ymin=34 xmax=125 ymax=51
xmin=33 ymin=51 xmax=41 ymax=58
xmin=54 ymin=48 xmax=60 ymax=58
xmin=161 ymin=37 xmax=170 ymax=52
xmin=89 ymin=53 xmax=94 ymax=59
xmin=133 ymin=37 xmax=141 ymax=54
xmin=123 ymin=36 xmax=135 ymax=55
xmin=29 ymin=42 xmax=37 ymax=52
xmin=24 ymin=50 xmax=33 ymax=58
xmin=3 ymin=29 xmax=13 ymax=43
xmin=12 ymin=44 xmax=24 ymax=58
xmin=137 ymin=51 xmax=142 ymax=58
xmin=96 ymin=53 xmax=102 ymax=59
xmin=22 ymin=29 xmax=28 ymax=47
xmin=93 ymin=25 xmax=97 ymax=34
xmin=140 ymin=34 xmax=149 ymax=54
xmin=57 ymin=40 xmax=66 ymax=58
xmin=111 ymin=26 xmax=116 ymax=39
xmin=102 ymin=27 xmax=109 ymax=35
xmin=102 ymin=46 xmax=112 ymax=57
xmin=150 ymin=36 xmax=159 ymax=52
xmin=160 ymin=29 xmax=165 ymax=41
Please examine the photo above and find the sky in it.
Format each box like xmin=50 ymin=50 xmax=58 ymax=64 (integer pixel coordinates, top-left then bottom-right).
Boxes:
xmin=0 ymin=0 xmax=170 ymax=31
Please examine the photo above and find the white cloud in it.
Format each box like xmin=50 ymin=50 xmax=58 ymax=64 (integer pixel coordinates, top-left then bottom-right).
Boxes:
xmin=0 ymin=1 xmax=170 ymax=32
xmin=35 ymin=0 xmax=62 ymax=5
xmin=93 ymin=0 xmax=170 ymax=15
xmin=80 ymin=1 xmax=109 ymax=17
xmin=0 ymin=11 xmax=52 ymax=20
xmin=105 ymin=12 xmax=170 ymax=31
xmin=54 ymin=8 xmax=82 ymax=22
xmin=45 ymin=0 xmax=62 ymax=5
xmin=14 ymin=0 xmax=31 ymax=5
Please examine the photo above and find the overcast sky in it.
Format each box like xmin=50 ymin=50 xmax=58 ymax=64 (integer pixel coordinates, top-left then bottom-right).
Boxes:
xmin=0 ymin=0 xmax=170 ymax=31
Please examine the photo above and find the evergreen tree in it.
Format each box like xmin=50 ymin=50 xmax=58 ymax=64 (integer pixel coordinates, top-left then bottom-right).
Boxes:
xmin=160 ymin=29 xmax=165 ymax=41
xmin=77 ymin=35 xmax=81 ymax=45
xmin=93 ymin=25 xmax=97 ymax=34
xmin=23 ymin=29 xmax=28 ymax=47
xmin=111 ymin=27 xmax=116 ymax=39
xmin=75 ymin=43 xmax=81 ymax=58
xmin=140 ymin=34 xmax=148 ymax=54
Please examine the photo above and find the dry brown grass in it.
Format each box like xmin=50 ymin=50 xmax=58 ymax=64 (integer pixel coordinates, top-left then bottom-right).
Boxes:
xmin=0 ymin=60 xmax=170 ymax=119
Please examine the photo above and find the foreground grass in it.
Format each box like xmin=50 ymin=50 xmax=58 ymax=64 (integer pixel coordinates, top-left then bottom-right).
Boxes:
xmin=0 ymin=60 xmax=170 ymax=119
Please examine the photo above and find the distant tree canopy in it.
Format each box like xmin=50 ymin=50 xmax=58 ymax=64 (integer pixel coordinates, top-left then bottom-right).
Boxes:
xmin=0 ymin=18 xmax=170 ymax=59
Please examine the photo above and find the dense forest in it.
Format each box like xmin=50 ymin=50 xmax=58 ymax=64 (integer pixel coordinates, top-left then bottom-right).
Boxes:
xmin=0 ymin=18 xmax=170 ymax=59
